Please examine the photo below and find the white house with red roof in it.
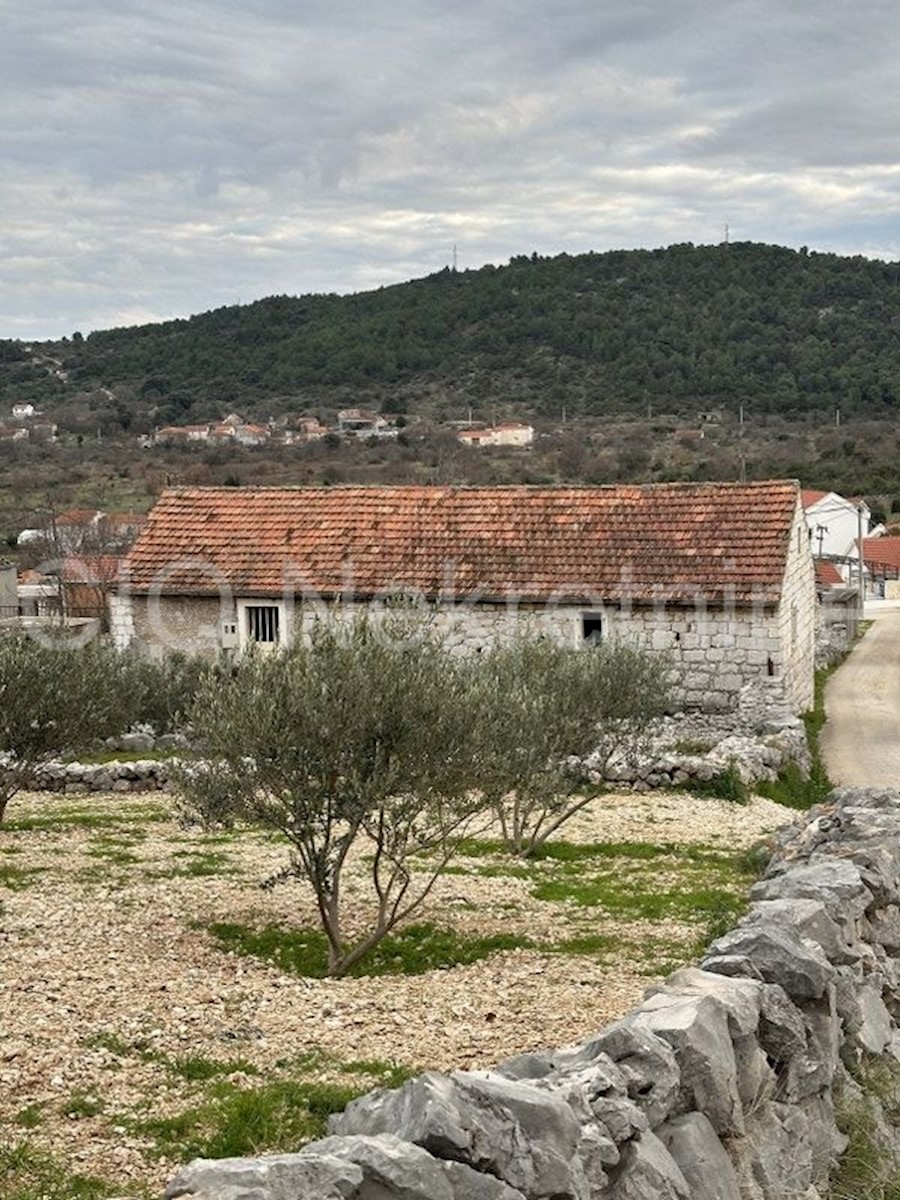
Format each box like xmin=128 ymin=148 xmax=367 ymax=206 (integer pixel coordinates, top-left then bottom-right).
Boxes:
xmin=112 ymin=481 xmax=816 ymax=714
xmin=801 ymin=489 xmax=871 ymax=561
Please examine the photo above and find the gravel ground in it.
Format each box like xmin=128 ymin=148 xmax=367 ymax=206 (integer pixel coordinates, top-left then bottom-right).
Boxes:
xmin=0 ymin=787 xmax=792 ymax=1195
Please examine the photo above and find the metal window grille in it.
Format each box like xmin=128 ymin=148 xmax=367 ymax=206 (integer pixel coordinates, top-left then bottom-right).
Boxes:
xmin=246 ymin=605 xmax=280 ymax=644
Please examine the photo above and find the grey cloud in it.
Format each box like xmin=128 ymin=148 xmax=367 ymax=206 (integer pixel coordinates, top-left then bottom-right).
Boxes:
xmin=4 ymin=0 xmax=900 ymax=336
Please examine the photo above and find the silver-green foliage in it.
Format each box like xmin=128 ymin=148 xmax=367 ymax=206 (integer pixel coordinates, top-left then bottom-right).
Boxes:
xmin=476 ymin=636 xmax=673 ymax=856
xmin=178 ymin=617 xmax=492 ymax=977
xmin=0 ymin=635 xmax=129 ymax=822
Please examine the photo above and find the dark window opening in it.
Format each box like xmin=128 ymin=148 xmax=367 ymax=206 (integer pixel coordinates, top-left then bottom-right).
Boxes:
xmin=582 ymin=615 xmax=604 ymax=644
xmin=247 ymin=605 xmax=280 ymax=644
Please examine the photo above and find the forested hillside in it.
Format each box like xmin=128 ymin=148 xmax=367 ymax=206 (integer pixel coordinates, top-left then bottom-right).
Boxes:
xmin=5 ymin=241 xmax=900 ymax=427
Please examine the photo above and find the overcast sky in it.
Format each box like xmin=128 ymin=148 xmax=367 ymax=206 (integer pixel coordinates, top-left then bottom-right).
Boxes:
xmin=4 ymin=0 xmax=900 ymax=340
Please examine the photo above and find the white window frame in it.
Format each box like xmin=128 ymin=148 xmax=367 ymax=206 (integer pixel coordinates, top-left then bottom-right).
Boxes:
xmin=580 ymin=611 xmax=604 ymax=646
xmin=237 ymin=599 xmax=288 ymax=651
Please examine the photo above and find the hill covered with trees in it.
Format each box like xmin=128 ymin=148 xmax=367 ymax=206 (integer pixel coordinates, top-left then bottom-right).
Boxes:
xmin=6 ymin=241 xmax=900 ymax=428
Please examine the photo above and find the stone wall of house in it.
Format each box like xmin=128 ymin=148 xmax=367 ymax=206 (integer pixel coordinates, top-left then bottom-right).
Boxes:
xmin=163 ymin=787 xmax=900 ymax=1200
xmin=605 ymin=606 xmax=785 ymax=713
xmin=815 ymin=592 xmax=861 ymax=668
xmin=775 ymin=501 xmax=817 ymax=713
xmin=113 ymin=580 xmax=815 ymax=716
xmin=116 ymin=595 xmax=224 ymax=658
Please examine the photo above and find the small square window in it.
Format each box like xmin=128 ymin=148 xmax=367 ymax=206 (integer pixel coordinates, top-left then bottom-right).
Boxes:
xmin=582 ymin=615 xmax=604 ymax=644
xmin=246 ymin=604 xmax=280 ymax=644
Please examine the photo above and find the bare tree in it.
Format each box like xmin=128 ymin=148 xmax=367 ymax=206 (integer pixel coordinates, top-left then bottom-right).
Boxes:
xmin=178 ymin=617 xmax=492 ymax=977
xmin=476 ymin=636 xmax=672 ymax=857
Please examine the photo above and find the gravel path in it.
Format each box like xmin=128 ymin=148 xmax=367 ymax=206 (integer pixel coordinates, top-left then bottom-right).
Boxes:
xmin=0 ymin=787 xmax=791 ymax=1193
xmin=821 ymin=608 xmax=900 ymax=787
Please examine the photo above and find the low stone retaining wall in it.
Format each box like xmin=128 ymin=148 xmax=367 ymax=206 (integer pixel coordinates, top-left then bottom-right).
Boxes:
xmin=163 ymin=787 xmax=900 ymax=1199
xmin=38 ymin=714 xmax=809 ymax=797
xmin=34 ymin=759 xmax=177 ymax=793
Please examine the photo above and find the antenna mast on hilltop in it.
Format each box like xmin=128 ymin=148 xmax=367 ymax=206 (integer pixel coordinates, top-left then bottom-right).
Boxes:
xmin=724 ymin=223 xmax=730 ymax=245
xmin=452 ymin=243 xmax=458 ymax=272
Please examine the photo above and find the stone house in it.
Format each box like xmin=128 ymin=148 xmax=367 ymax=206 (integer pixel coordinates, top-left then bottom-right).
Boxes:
xmin=457 ymin=422 xmax=534 ymax=448
xmin=111 ymin=481 xmax=816 ymax=714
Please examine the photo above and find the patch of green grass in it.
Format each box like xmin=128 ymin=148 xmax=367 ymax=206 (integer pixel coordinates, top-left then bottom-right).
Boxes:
xmin=528 ymin=840 xmax=728 ymax=863
xmin=169 ymin=1055 xmax=260 ymax=1082
xmin=757 ymin=760 xmax=831 ymax=811
xmin=86 ymin=838 xmax=142 ymax=867
xmin=131 ymin=1078 xmax=359 ymax=1161
xmin=551 ymin=932 xmax=622 ymax=960
xmin=441 ymin=861 xmax=532 ymax=880
xmin=83 ymin=1031 xmax=131 ymax=1057
xmin=0 ymin=863 xmax=41 ymax=891
xmin=4 ymin=803 xmax=168 ymax=833
xmin=527 ymin=842 xmax=758 ymax=926
xmin=830 ymin=1094 xmax=900 ymax=1199
xmin=532 ymin=871 xmax=749 ymax=923
xmin=681 ymin=764 xmax=750 ymax=804
xmin=126 ymin=1054 xmax=414 ymax=1163
xmin=168 ymin=850 xmax=241 ymax=877
xmin=204 ymin=920 xmax=533 ymax=978
xmin=0 ymin=1140 xmax=123 ymax=1200
xmin=61 ymin=1091 xmax=105 ymax=1120
xmin=13 ymin=1105 xmax=44 ymax=1130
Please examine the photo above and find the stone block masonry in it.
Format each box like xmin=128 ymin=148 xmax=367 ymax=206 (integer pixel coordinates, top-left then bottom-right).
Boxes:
xmin=162 ymin=787 xmax=900 ymax=1199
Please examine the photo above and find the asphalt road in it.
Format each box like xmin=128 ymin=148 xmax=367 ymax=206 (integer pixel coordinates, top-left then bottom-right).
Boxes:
xmin=820 ymin=604 xmax=900 ymax=788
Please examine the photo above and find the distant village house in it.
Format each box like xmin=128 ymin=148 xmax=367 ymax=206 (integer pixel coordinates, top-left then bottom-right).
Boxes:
xmin=457 ymin=422 xmax=534 ymax=448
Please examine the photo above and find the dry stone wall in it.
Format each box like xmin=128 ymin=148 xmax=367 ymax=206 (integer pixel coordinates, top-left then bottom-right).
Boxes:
xmin=163 ymin=787 xmax=900 ymax=1200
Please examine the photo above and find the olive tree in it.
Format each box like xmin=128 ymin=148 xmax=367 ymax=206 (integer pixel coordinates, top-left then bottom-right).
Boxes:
xmin=0 ymin=634 xmax=132 ymax=823
xmin=476 ymin=636 xmax=672 ymax=857
xmin=178 ymin=617 xmax=492 ymax=977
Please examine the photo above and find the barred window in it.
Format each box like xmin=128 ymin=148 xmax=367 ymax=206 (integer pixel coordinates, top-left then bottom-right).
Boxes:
xmin=246 ymin=604 xmax=280 ymax=644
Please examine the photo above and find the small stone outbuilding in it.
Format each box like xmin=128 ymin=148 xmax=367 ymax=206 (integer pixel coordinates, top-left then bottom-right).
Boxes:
xmin=111 ymin=481 xmax=815 ymax=714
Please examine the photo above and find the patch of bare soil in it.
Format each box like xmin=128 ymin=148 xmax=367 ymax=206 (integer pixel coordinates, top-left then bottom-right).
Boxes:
xmin=0 ymin=788 xmax=790 ymax=1195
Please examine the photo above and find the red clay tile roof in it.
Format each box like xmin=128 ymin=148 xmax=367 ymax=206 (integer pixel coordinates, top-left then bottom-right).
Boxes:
xmin=861 ymin=537 xmax=900 ymax=572
xmin=123 ymin=482 xmax=802 ymax=605
xmin=814 ymin=559 xmax=844 ymax=586
xmin=801 ymin=489 xmax=830 ymax=508
xmin=59 ymin=555 xmax=123 ymax=583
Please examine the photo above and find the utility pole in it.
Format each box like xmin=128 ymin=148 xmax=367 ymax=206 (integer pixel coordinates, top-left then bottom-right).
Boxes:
xmin=835 ymin=406 xmax=841 ymax=428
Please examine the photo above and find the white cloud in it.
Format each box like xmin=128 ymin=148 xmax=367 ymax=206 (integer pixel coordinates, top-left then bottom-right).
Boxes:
xmin=3 ymin=0 xmax=900 ymax=337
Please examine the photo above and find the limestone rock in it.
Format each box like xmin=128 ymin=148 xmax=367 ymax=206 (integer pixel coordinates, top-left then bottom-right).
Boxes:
xmin=329 ymin=1070 xmax=586 ymax=1199
xmin=626 ymin=994 xmax=744 ymax=1135
xmin=657 ymin=1111 xmax=741 ymax=1200
xmin=606 ymin=1131 xmax=690 ymax=1200
xmin=751 ymin=860 xmax=873 ymax=924
xmin=590 ymin=1024 xmax=681 ymax=1129
xmin=704 ymin=924 xmax=833 ymax=1000
xmin=307 ymin=1133 xmax=527 ymax=1199
xmin=744 ymin=898 xmax=859 ymax=965
xmin=648 ymin=967 xmax=762 ymax=1038
xmin=163 ymin=1151 xmax=363 ymax=1199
